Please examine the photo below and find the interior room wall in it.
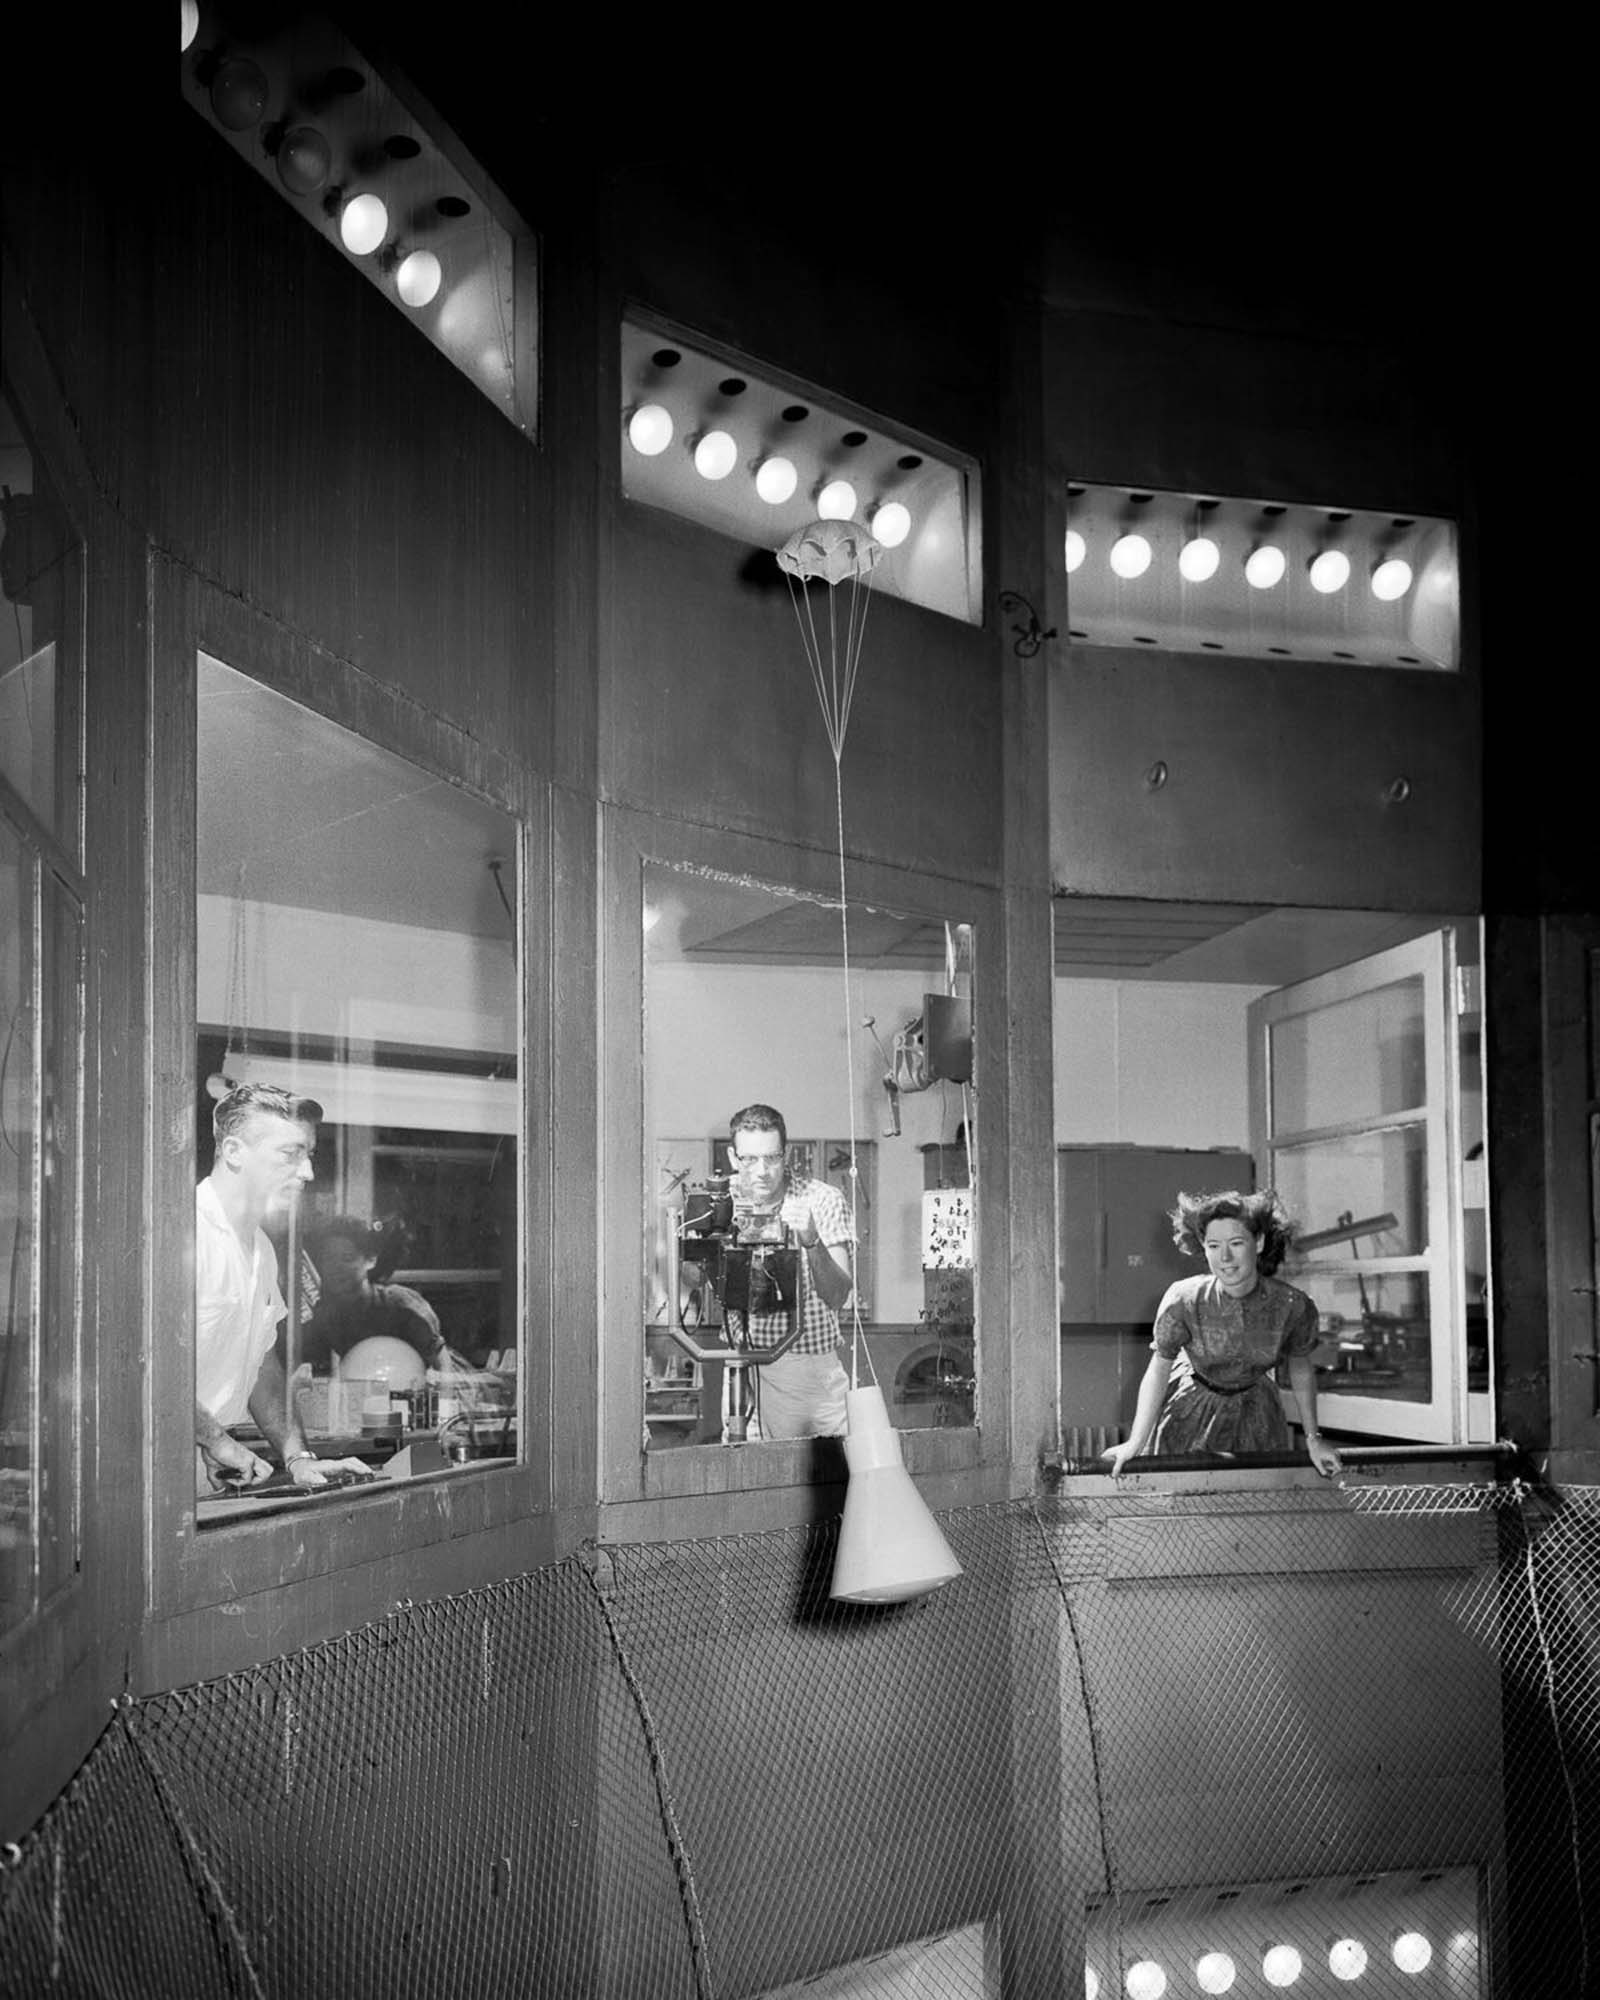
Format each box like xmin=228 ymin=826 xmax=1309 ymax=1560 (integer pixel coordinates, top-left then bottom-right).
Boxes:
xmin=647 ymin=961 xmax=969 ymax=1324
xmin=1053 ymin=978 xmax=1266 ymax=1149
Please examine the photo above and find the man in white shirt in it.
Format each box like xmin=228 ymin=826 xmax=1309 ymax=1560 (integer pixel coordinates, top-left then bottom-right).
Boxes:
xmin=195 ymin=1082 xmax=370 ymax=1493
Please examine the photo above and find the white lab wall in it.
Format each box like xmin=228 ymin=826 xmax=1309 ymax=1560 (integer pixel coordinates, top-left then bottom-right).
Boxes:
xmin=1052 ymin=979 xmax=1269 ymax=1149
xmin=647 ymin=962 xmax=968 ymax=1325
xmin=197 ymin=894 xmax=517 ymax=1054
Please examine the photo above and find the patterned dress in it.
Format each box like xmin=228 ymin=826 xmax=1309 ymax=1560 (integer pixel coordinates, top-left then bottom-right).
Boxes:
xmin=1148 ymin=1272 xmax=1319 ymax=1457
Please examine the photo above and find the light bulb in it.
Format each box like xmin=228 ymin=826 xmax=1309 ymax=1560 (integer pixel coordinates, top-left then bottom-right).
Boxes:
xmin=693 ymin=430 xmax=738 ymax=481
xmin=755 ymin=456 xmax=798 ymax=504
xmin=1109 ymin=532 xmax=1152 ymax=579
xmin=627 ymin=404 xmax=673 ymax=456
xmin=339 ymin=193 xmax=389 ymax=256
xmin=1064 ymin=528 xmax=1087 ymax=573
xmin=396 ymin=250 xmax=442 ymax=309
xmin=1085 ymin=1970 xmax=1101 ymax=2000
xmin=1194 ymin=1952 xmax=1236 ymax=1994
xmin=210 ymin=54 xmax=269 ymax=131
xmin=1309 ymin=549 xmax=1351 ymax=593
xmin=1125 ymin=1962 xmax=1166 ymax=2000
xmin=873 ymin=501 xmax=911 ymax=548
xmin=1262 ymin=1944 xmax=1302 ymax=1987
xmin=1179 ymin=536 xmax=1221 ymax=582
xmin=1392 ymin=1933 xmax=1432 ymax=1975
xmin=817 ymin=479 xmax=857 ymax=520
xmin=1328 ymin=1938 xmax=1367 ymax=1981
xmin=1371 ymin=556 xmax=1414 ymax=600
xmin=275 ymin=125 xmax=331 ymax=196
xmin=1245 ymin=544 xmax=1287 ymax=589
xmin=181 ymin=1 xmax=200 ymax=52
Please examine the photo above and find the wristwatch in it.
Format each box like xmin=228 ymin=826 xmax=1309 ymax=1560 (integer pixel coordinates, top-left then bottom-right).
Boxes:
xmin=285 ymin=1448 xmax=317 ymax=1468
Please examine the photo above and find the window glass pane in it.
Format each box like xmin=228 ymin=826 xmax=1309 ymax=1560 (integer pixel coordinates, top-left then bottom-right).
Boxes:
xmin=644 ymin=864 xmax=976 ymax=1444
xmin=1 ymin=388 xmax=77 ymax=850
xmin=194 ymin=656 xmax=520 ymax=1518
xmin=1270 ymin=974 xmax=1425 ymax=1132
xmin=1272 ymin=1126 xmax=1428 ymax=1258
xmin=0 ymin=820 xmax=38 ymax=1624
xmin=1284 ymin=1268 xmax=1433 ymax=1406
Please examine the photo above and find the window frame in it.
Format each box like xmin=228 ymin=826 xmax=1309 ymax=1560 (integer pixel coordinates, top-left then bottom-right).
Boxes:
xmin=599 ymin=804 xmax=1000 ymax=1514
xmin=148 ymin=563 xmax=554 ymax=1622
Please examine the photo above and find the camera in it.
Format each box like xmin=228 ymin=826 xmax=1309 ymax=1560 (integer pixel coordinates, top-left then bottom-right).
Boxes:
xmin=679 ymin=1176 xmax=799 ymax=1318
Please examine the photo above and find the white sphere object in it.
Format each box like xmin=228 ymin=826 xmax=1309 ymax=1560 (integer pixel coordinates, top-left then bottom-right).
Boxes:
xmin=1372 ymin=556 xmax=1414 ymax=600
xmin=755 ymin=456 xmax=798 ymax=504
xmin=1328 ymin=1938 xmax=1367 ymax=1981
xmin=628 ymin=404 xmax=673 ymax=456
xmin=1195 ymin=1952 xmax=1236 ymax=1994
xmin=1262 ymin=1944 xmax=1302 ymax=1987
xmin=339 ymin=193 xmax=389 ymax=256
xmin=873 ymin=502 xmax=912 ymax=548
xmin=1125 ymin=1962 xmax=1167 ymax=2000
xmin=817 ymin=479 xmax=857 ymax=520
xmin=1179 ymin=535 xmax=1221 ymax=582
xmin=1245 ymin=544 xmax=1287 ymax=589
xmin=1309 ymin=549 xmax=1352 ymax=593
xmin=1064 ymin=528 xmax=1087 ymax=573
xmin=1110 ymin=532 xmax=1153 ymax=579
xmin=1392 ymin=1932 xmax=1432 ymax=1974
xmin=396 ymin=250 xmax=442 ymax=308
xmin=1085 ymin=1971 xmax=1100 ymax=2000
xmin=341 ymin=1335 xmax=426 ymax=1388
xmin=693 ymin=430 xmax=738 ymax=481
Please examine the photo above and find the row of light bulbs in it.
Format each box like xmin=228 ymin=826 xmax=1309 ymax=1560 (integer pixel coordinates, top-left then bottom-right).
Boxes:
xmin=1066 ymin=529 xmax=1415 ymax=601
xmin=183 ymin=10 xmax=449 ymax=312
xmin=625 ymin=404 xmax=913 ymax=546
xmin=1089 ymin=1925 xmax=1449 ymax=1996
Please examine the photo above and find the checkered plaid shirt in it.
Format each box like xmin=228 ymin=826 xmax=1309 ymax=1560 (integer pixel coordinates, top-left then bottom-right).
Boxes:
xmin=725 ymin=1175 xmax=853 ymax=1354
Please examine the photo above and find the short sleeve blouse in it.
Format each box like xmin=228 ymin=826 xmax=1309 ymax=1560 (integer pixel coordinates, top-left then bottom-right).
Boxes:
xmin=1151 ymin=1272 xmax=1319 ymax=1388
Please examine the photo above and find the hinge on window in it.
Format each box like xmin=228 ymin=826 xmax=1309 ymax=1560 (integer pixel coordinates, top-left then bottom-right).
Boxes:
xmin=1455 ymin=965 xmax=1481 ymax=1017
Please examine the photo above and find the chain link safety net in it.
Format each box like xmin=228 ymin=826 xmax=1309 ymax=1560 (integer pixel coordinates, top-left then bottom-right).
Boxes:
xmin=0 ymin=1481 xmax=1595 ymax=1999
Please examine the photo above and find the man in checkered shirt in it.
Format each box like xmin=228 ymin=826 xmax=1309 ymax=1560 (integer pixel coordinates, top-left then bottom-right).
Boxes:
xmin=722 ymin=1103 xmax=855 ymax=1439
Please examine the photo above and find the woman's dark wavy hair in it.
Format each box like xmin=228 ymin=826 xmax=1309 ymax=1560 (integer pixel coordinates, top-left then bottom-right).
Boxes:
xmin=1169 ymin=1187 xmax=1295 ymax=1275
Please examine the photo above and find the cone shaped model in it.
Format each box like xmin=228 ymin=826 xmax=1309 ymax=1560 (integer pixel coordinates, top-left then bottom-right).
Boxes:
xmin=830 ymin=1386 xmax=964 ymax=1604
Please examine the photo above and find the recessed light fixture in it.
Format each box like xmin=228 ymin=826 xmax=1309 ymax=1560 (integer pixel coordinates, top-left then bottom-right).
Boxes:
xmin=1064 ymin=529 xmax=1087 ymax=573
xmin=817 ymin=479 xmax=857 ymax=520
xmin=210 ymin=55 xmax=269 ymax=131
xmin=872 ymin=501 xmax=912 ymax=548
xmin=1110 ymin=533 xmax=1153 ymax=579
xmin=1261 ymin=1943 xmax=1302 ymax=1987
xmin=1392 ymin=1932 xmax=1432 ymax=1974
xmin=1245 ymin=544 xmax=1287 ymax=589
xmin=273 ymin=124 xmax=332 ymax=195
xmin=338 ymin=191 xmax=389 ymax=255
xmin=693 ymin=430 xmax=738 ymax=480
xmin=627 ymin=404 xmax=673 ymax=456
xmin=1371 ymin=556 xmax=1414 ymax=601
xmin=755 ymin=456 xmax=798 ymax=504
xmin=1179 ymin=536 xmax=1221 ymax=582
xmin=396 ymin=249 xmax=442 ymax=308
xmin=1308 ymin=549 xmax=1351 ymax=593
xmin=1194 ymin=1952 xmax=1236 ymax=1995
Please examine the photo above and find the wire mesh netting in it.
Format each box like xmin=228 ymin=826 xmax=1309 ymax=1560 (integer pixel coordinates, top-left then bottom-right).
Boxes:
xmin=0 ymin=1480 xmax=1594 ymax=1999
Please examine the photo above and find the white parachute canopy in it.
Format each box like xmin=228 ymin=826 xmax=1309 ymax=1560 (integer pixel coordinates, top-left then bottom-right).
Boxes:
xmin=776 ymin=518 xmax=883 ymax=761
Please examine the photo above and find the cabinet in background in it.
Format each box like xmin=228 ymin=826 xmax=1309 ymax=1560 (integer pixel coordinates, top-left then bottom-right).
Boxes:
xmin=1058 ymin=1146 xmax=1254 ymax=1326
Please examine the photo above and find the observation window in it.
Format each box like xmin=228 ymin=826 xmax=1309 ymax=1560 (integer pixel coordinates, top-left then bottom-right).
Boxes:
xmin=0 ymin=383 xmax=84 ymax=1632
xmin=193 ymin=655 xmax=521 ymax=1523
